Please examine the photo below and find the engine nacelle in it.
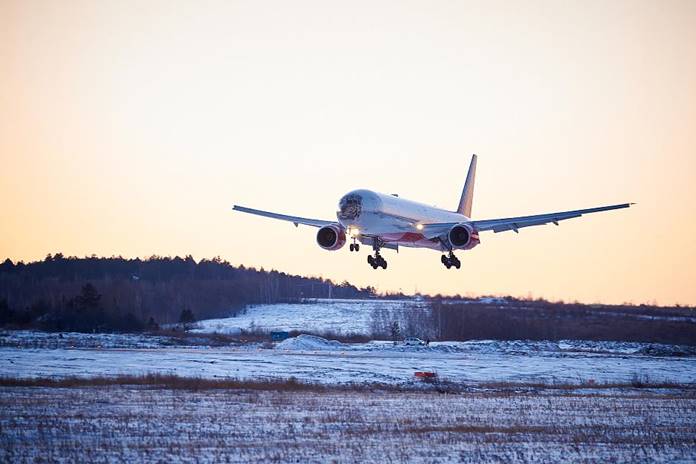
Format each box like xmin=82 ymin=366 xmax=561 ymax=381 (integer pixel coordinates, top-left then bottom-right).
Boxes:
xmin=448 ymin=223 xmax=479 ymax=250
xmin=316 ymin=224 xmax=346 ymax=251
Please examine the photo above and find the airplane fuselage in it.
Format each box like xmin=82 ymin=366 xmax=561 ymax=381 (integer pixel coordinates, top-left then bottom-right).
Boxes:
xmin=337 ymin=189 xmax=471 ymax=251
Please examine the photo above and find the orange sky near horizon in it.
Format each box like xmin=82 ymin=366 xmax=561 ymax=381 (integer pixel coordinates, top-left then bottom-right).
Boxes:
xmin=1 ymin=0 xmax=695 ymax=305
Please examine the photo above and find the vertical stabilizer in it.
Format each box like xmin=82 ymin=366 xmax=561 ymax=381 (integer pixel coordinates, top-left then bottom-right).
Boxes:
xmin=456 ymin=154 xmax=477 ymax=217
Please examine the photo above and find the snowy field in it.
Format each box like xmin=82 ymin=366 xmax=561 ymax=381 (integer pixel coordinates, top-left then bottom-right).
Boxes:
xmin=191 ymin=297 xmax=696 ymax=335
xmin=2 ymin=299 xmax=695 ymax=387
xmin=3 ymin=299 xmax=696 ymax=463
xmin=192 ymin=298 xmax=425 ymax=335
xmin=2 ymin=386 xmax=695 ymax=463
xmin=0 ymin=329 xmax=184 ymax=349
xmin=2 ymin=334 xmax=696 ymax=386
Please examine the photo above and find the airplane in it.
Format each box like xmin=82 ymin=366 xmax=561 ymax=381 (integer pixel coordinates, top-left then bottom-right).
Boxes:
xmin=233 ymin=155 xmax=632 ymax=270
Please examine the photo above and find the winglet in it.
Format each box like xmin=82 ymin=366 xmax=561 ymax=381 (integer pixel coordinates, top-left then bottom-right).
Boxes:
xmin=456 ymin=154 xmax=477 ymax=217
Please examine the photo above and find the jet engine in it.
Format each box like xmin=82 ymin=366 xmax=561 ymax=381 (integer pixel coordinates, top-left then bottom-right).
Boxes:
xmin=316 ymin=224 xmax=346 ymax=251
xmin=448 ymin=223 xmax=477 ymax=249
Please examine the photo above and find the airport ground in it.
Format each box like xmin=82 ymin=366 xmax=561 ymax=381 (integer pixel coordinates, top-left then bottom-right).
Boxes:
xmin=2 ymin=382 xmax=695 ymax=463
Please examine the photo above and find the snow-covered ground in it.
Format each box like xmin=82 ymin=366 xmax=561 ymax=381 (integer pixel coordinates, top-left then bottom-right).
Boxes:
xmin=2 ymin=386 xmax=695 ymax=463
xmin=3 ymin=299 xmax=694 ymax=463
xmin=2 ymin=334 xmax=695 ymax=386
xmin=192 ymin=298 xmax=425 ymax=335
xmin=2 ymin=299 xmax=695 ymax=387
xmin=0 ymin=330 xmax=183 ymax=349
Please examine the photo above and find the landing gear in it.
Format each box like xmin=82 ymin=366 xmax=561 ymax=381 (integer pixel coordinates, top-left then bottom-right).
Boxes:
xmin=349 ymin=242 xmax=360 ymax=252
xmin=367 ymin=241 xmax=387 ymax=269
xmin=367 ymin=253 xmax=387 ymax=270
xmin=441 ymin=251 xmax=460 ymax=269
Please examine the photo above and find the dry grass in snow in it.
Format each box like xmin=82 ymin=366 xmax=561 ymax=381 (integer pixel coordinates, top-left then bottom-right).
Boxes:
xmin=1 ymin=385 xmax=695 ymax=463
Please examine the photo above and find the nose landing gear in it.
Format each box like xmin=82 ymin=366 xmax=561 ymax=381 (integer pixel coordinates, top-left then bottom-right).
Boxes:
xmin=349 ymin=241 xmax=360 ymax=252
xmin=441 ymin=252 xmax=461 ymax=269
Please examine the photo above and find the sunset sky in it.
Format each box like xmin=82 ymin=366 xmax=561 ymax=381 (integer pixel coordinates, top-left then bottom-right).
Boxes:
xmin=1 ymin=0 xmax=695 ymax=305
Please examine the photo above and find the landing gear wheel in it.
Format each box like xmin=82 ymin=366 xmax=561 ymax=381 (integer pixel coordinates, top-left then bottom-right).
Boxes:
xmin=368 ymin=253 xmax=387 ymax=269
xmin=350 ymin=243 xmax=355 ymax=252
xmin=442 ymin=252 xmax=460 ymax=269
xmin=354 ymin=244 xmax=360 ymax=252
xmin=441 ymin=254 xmax=452 ymax=269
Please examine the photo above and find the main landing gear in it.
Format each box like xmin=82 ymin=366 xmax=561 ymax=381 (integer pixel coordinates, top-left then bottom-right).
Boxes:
xmin=441 ymin=251 xmax=461 ymax=269
xmin=368 ymin=253 xmax=387 ymax=270
xmin=367 ymin=242 xmax=387 ymax=269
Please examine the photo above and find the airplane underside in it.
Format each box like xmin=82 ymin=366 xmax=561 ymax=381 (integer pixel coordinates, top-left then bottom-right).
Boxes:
xmin=380 ymin=233 xmax=440 ymax=249
xmin=350 ymin=230 xmax=480 ymax=270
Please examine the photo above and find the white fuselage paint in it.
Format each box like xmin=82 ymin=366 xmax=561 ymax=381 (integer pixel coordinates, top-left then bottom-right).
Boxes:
xmin=336 ymin=189 xmax=470 ymax=251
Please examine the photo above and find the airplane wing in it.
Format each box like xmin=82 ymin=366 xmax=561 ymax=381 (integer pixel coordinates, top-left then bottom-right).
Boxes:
xmin=420 ymin=203 xmax=632 ymax=238
xmin=473 ymin=203 xmax=633 ymax=233
xmin=232 ymin=205 xmax=334 ymax=228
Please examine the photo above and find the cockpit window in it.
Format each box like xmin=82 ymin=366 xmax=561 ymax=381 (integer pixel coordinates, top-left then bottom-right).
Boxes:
xmin=338 ymin=194 xmax=362 ymax=220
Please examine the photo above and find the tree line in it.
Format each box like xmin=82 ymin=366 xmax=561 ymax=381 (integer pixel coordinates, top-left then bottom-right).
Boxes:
xmin=366 ymin=297 xmax=696 ymax=345
xmin=0 ymin=254 xmax=375 ymax=333
xmin=424 ymin=299 xmax=696 ymax=345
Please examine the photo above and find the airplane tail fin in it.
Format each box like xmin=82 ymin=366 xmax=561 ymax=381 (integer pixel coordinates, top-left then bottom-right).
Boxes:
xmin=456 ymin=154 xmax=477 ymax=217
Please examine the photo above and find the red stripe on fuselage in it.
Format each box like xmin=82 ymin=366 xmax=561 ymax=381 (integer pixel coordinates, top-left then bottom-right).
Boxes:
xmin=382 ymin=232 xmax=425 ymax=243
xmin=399 ymin=232 xmax=425 ymax=242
